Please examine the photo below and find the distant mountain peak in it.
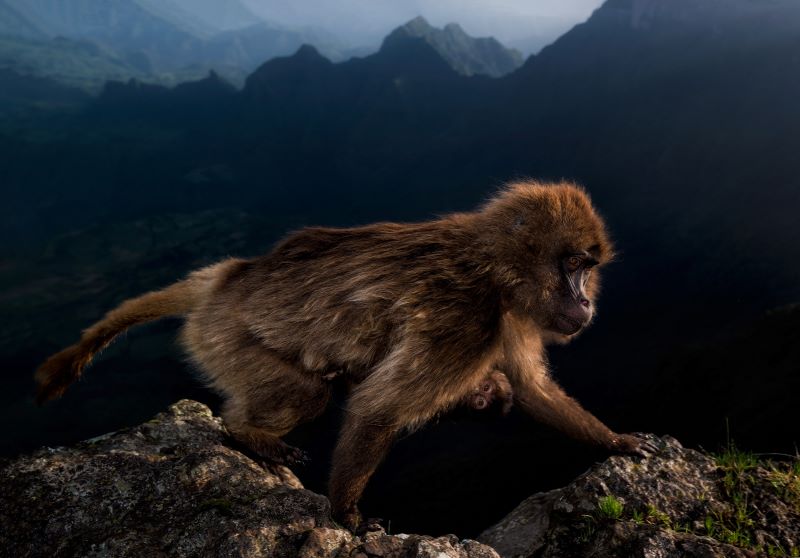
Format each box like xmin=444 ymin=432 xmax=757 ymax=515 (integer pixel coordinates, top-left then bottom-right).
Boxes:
xmin=442 ymin=22 xmax=467 ymax=35
xmin=384 ymin=17 xmax=523 ymax=78
xmin=293 ymin=43 xmax=325 ymax=60
xmin=247 ymin=43 xmax=331 ymax=78
xmin=402 ymin=15 xmax=435 ymax=33
xmin=242 ymin=43 xmax=333 ymax=101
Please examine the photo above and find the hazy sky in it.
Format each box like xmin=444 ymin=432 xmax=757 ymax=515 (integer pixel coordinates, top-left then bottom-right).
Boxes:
xmin=242 ymin=0 xmax=606 ymax=52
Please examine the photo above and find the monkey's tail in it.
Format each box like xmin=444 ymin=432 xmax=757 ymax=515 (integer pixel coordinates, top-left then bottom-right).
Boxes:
xmin=34 ymin=278 xmax=201 ymax=405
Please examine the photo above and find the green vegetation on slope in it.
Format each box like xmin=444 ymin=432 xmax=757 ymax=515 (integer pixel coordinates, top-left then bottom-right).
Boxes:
xmin=0 ymin=36 xmax=144 ymax=92
xmin=592 ymin=447 xmax=800 ymax=556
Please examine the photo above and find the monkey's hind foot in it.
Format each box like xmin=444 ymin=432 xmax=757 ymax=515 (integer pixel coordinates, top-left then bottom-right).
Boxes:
xmin=356 ymin=518 xmax=385 ymax=537
xmin=336 ymin=505 xmax=384 ymax=535
xmin=272 ymin=443 xmax=310 ymax=467
xmin=253 ymin=449 xmax=310 ymax=473
xmin=253 ymin=440 xmax=310 ymax=467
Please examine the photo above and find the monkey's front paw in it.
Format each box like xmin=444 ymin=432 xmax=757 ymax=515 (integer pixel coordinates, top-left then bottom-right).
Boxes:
xmin=609 ymin=433 xmax=659 ymax=457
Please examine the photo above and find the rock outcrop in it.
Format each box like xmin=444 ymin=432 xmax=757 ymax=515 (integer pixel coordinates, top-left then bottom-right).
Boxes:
xmin=2 ymin=400 xmax=798 ymax=558
xmin=480 ymin=436 xmax=800 ymax=557
xmin=0 ymin=400 xmax=498 ymax=558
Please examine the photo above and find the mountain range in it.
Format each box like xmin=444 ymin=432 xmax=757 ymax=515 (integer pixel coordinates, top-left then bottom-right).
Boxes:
xmin=137 ymin=0 xmax=262 ymax=34
xmin=0 ymin=0 xmax=524 ymax=89
xmin=386 ymin=16 xmax=523 ymax=78
xmin=1 ymin=0 xmax=799 ymax=536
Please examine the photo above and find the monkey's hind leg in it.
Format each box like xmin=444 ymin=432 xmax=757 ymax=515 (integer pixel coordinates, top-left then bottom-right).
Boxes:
xmin=219 ymin=350 xmax=331 ymax=467
xmin=329 ymin=411 xmax=399 ymax=532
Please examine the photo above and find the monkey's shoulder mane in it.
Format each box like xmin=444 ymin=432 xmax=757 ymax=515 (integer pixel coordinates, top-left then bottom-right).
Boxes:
xmin=268 ymin=219 xmax=474 ymax=262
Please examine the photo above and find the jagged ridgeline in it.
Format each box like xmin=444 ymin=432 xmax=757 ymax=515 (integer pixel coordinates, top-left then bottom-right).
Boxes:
xmin=1 ymin=0 xmax=799 ymax=540
xmin=385 ymin=16 xmax=523 ymax=77
xmin=0 ymin=0 xmax=523 ymax=90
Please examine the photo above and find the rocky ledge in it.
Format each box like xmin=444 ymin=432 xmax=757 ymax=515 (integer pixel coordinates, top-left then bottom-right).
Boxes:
xmin=0 ymin=400 xmax=497 ymax=558
xmin=479 ymin=435 xmax=800 ymax=557
xmin=1 ymin=400 xmax=798 ymax=558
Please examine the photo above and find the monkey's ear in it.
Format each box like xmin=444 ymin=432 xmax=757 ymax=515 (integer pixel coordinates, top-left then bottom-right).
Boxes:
xmin=588 ymin=243 xmax=616 ymax=265
xmin=597 ymin=245 xmax=618 ymax=264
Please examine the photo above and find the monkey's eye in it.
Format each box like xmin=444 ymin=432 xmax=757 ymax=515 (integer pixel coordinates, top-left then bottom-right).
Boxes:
xmin=565 ymin=256 xmax=582 ymax=272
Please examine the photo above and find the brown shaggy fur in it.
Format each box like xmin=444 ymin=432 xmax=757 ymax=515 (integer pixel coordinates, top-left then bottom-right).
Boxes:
xmin=35 ymin=180 xmax=650 ymax=531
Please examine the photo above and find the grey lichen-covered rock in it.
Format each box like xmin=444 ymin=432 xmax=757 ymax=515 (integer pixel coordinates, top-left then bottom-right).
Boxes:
xmin=0 ymin=400 xmax=499 ymax=558
xmin=479 ymin=435 xmax=800 ymax=558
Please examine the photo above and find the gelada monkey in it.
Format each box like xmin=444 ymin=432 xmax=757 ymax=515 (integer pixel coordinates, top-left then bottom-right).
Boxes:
xmin=35 ymin=180 xmax=655 ymax=532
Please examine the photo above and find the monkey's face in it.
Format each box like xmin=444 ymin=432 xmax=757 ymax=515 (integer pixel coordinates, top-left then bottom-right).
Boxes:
xmin=487 ymin=182 xmax=612 ymax=339
xmin=500 ymin=245 xmax=602 ymax=341
xmin=510 ymin=248 xmax=604 ymax=339
xmin=547 ymin=252 xmax=599 ymax=336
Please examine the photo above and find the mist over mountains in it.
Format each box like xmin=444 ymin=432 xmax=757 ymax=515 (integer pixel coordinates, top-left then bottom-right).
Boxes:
xmin=1 ymin=0 xmax=799 ymax=537
xmin=237 ymin=0 xmax=603 ymax=54
xmin=0 ymin=0 xmax=528 ymax=89
xmin=0 ymin=0 xmax=349 ymax=87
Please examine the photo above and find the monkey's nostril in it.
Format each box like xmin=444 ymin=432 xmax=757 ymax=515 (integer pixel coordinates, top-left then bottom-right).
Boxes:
xmin=579 ymin=298 xmax=590 ymax=307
